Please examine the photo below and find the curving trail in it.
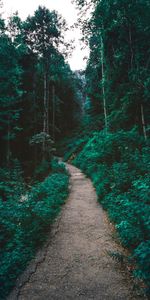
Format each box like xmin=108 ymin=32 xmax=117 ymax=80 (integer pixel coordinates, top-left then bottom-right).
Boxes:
xmin=9 ymin=164 xmax=140 ymax=300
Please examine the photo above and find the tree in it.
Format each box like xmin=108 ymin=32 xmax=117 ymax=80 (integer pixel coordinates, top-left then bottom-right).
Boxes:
xmin=0 ymin=33 xmax=23 ymax=164
xmin=23 ymin=6 xmax=67 ymax=155
xmin=7 ymin=11 xmax=23 ymax=44
xmin=0 ymin=4 xmax=79 ymax=172
xmin=78 ymin=0 xmax=150 ymax=136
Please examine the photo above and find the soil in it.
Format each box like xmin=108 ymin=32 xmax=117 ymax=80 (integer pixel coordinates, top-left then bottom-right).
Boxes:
xmin=8 ymin=164 xmax=143 ymax=300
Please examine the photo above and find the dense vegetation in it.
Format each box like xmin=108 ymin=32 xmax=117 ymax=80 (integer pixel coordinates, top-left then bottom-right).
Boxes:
xmin=0 ymin=4 xmax=75 ymax=299
xmin=0 ymin=4 xmax=80 ymax=173
xmin=0 ymin=0 xmax=150 ymax=298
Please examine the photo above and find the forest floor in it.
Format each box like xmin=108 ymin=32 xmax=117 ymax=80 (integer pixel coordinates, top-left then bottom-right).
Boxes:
xmin=8 ymin=164 xmax=143 ymax=300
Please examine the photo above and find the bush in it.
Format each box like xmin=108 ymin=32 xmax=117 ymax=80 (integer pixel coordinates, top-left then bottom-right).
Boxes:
xmin=133 ymin=240 xmax=150 ymax=295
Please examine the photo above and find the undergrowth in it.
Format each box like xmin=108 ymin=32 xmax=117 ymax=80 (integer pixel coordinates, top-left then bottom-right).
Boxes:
xmin=0 ymin=159 xmax=69 ymax=299
xmin=64 ymin=128 xmax=150 ymax=296
xmin=57 ymin=114 xmax=102 ymax=161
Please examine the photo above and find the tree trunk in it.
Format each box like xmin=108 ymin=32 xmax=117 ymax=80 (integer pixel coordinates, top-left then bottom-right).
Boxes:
xmin=42 ymin=71 xmax=47 ymax=158
xmin=43 ymin=72 xmax=47 ymax=134
xmin=129 ymin=26 xmax=134 ymax=69
xmin=141 ymin=104 xmax=147 ymax=141
xmin=47 ymin=80 xmax=49 ymax=135
xmin=6 ymin=117 xmax=10 ymax=166
xmin=33 ymin=72 xmax=38 ymax=166
xmin=100 ymin=32 xmax=108 ymax=135
xmin=52 ymin=85 xmax=55 ymax=141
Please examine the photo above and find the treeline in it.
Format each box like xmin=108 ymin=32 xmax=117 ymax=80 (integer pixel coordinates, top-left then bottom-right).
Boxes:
xmin=66 ymin=0 xmax=150 ymax=296
xmin=0 ymin=4 xmax=79 ymax=177
xmin=81 ymin=0 xmax=150 ymax=135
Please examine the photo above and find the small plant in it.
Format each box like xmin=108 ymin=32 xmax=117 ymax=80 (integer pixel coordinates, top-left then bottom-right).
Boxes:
xmin=108 ymin=251 xmax=125 ymax=264
xmin=29 ymin=132 xmax=56 ymax=161
xmin=133 ymin=241 xmax=150 ymax=296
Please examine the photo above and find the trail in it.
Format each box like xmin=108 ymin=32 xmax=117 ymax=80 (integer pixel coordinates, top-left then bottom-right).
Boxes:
xmin=9 ymin=164 xmax=141 ymax=300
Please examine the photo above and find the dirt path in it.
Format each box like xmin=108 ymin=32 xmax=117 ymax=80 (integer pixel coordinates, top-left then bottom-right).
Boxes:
xmin=9 ymin=164 xmax=141 ymax=300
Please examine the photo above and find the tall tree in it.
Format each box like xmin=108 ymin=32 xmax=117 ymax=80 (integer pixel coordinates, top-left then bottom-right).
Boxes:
xmin=77 ymin=0 xmax=150 ymax=136
xmin=0 ymin=31 xmax=23 ymax=164
xmin=23 ymin=6 xmax=67 ymax=154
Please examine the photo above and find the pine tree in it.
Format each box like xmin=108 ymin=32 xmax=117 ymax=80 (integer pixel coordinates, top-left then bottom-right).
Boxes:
xmin=0 ymin=32 xmax=23 ymax=164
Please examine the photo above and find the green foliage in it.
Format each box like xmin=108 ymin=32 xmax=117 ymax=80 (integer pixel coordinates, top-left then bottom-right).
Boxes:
xmin=133 ymin=240 xmax=150 ymax=295
xmin=84 ymin=0 xmax=150 ymax=134
xmin=0 ymin=34 xmax=23 ymax=162
xmin=0 ymin=159 xmax=25 ymax=202
xmin=108 ymin=251 xmax=125 ymax=264
xmin=30 ymin=133 xmax=55 ymax=163
xmin=29 ymin=132 xmax=54 ymax=146
xmin=63 ymin=135 xmax=90 ymax=161
xmin=34 ymin=159 xmax=51 ymax=180
xmin=0 ymin=5 xmax=79 ymax=171
xmin=0 ymin=160 xmax=69 ymax=299
xmin=51 ymin=158 xmax=68 ymax=175
xmin=23 ymin=6 xmax=63 ymax=56
xmin=58 ymin=114 xmax=103 ymax=161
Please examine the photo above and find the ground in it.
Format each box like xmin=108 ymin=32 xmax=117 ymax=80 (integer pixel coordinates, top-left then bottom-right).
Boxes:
xmin=8 ymin=164 xmax=142 ymax=300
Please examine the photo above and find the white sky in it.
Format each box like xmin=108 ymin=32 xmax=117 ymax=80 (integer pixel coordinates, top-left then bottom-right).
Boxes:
xmin=2 ymin=0 xmax=89 ymax=70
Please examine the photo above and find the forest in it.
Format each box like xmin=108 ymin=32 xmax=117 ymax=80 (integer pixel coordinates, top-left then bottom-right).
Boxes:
xmin=0 ymin=0 xmax=150 ymax=298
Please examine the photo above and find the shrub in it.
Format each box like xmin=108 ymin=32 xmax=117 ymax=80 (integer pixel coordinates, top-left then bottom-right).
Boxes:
xmin=133 ymin=240 xmax=150 ymax=295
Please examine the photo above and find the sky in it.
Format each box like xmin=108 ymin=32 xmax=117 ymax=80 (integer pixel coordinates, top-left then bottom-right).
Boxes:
xmin=2 ymin=0 xmax=89 ymax=70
